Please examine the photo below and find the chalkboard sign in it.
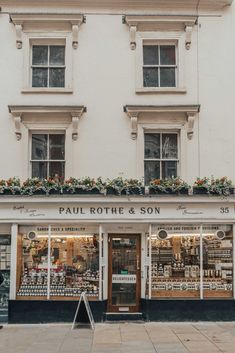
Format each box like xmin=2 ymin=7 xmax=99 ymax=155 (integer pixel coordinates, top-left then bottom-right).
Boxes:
xmin=72 ymin=292 xmax=95 ymax=330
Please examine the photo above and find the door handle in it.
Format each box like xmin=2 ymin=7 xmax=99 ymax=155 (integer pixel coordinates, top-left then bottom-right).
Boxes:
xmin=137 ymin=255 xmax=140 ymax=270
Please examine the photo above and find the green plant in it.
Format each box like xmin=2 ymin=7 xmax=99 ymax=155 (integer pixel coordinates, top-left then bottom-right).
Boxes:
xmin=209 ymin=176 xmax=233 ymax=196
xmin=149 ymin=177 xmax=189 ymax=193
xmin=193 ymin=177 xmax=210 ymax=191
xmin=0 ymin=177 xmax=21 ymax=194
xmin=106 ymin=177 xmax=144 ymax=195
xmin=63 ymin=177 xmax=105 ymax=194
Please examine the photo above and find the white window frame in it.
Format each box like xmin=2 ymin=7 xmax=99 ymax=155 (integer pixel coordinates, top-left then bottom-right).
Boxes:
xmin=22 ymin=34 xmax=73 ymax=93
xmin=135 ymin=32 xmax=186 ymax=93
xmin=30 ymin=131 xmax=66 ymax=179
xmin=144 ymin=131 xmax=180 ymax=183
xmin=137 ymin=123 xmax=188 ymax=181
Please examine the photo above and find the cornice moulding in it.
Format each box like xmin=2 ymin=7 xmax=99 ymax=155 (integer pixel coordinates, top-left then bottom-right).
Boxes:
xmin=9 ymin=13 xmax=85 ymax=25
xmin=8 ymin=105 xmax=86 ymax=141
xmin=124 ymin=105 xmax=200 ymax=140
xmin=1 ymin=1 xmax=233 ymax=11
xmin=124 ymin=15 xmax=197 ymax=50
xmin=9 ymin=13 xmax=85 ymax=49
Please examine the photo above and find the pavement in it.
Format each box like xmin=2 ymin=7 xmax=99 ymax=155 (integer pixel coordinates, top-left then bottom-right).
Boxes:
xmin=1 ymin=322 xmax=235 ymax=353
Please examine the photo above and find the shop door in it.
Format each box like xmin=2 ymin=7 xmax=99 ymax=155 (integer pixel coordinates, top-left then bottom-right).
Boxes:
xmin=108 ymin=234 xmax=141 ymax=312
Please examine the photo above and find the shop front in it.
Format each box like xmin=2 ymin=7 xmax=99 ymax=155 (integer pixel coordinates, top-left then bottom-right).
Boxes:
xmin=0 ymin=196 xmax=235 ymax=322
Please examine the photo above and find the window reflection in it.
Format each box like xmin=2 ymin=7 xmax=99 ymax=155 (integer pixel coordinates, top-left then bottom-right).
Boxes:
xmin=17 ymin=234 xmax=99 ymax=299
xmin=203 ymin=228 xmax=233 ymax=298
xmin=151 ymin=234 xmax=200 ymax=298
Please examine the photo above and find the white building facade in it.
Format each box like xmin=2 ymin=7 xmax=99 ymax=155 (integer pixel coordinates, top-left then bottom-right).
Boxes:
xmin=0 ymin=0 xmax=235 ymax=322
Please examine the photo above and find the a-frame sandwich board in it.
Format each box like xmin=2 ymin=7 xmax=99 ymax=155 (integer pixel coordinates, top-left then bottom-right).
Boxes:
xmin=72 ymin=292 xmax=95 ymax=330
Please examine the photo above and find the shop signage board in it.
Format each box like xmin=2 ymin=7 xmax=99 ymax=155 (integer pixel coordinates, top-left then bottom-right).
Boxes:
xmin=72 ymin=292 xmax=94 ymax=330
xmin=0 ymin=202 xmax=234 ymax=221
xmin=112 ymin=274 xmax=136 ymax=283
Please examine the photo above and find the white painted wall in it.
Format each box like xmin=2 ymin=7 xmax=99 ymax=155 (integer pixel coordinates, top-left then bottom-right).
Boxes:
xmin=0 ymin=2 xmax=234 ymax=183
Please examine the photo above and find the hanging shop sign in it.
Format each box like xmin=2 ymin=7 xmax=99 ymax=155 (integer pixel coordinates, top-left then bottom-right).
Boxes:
xmin=0 ymin=202 xmax=234 ymax=221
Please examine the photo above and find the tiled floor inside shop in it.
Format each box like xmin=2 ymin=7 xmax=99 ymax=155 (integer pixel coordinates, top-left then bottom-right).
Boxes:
xmin=1 ymin=322 xmax=235 ymax=353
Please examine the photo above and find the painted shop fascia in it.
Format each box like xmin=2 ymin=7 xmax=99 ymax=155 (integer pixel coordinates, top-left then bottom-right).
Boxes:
xmin=0 ymin=195 xmax=234 ymax=222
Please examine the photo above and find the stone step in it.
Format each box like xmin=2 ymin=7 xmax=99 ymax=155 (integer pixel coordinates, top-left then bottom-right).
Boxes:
xmin=104 ymin=312 xmax=144 ymax=322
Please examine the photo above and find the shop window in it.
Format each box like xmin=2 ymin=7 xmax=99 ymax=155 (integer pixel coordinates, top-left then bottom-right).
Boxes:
xmin=203 ymin=226 xmax=233 ymax=298
xmin=151 ymin=232 xmax=200 ymax=298
xmin=31 ymin=133 xmax=65 ymax=179
xmin=149 ymin=224 xmax=233 ymax=299
xmin=31 ymin=45 xmax=65 ymax=88
xmin=144 ymin=132 xmax=178 ymax=184
xmin=17 ymin=232 xmax=99 ymax=299
xmin=143 ymin=44 xmax=176 ymax=88
xmin=0 ymin=235 xmax=11 ymax=320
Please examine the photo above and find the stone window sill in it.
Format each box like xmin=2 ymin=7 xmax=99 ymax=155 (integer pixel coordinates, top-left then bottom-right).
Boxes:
xmin=136 ymin=88 xmax=187 ymax=94
xmin=21 ymin=88 xmax=73 ymax=94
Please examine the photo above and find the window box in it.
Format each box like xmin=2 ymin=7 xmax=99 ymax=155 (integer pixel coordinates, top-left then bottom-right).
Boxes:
xmin=193 ymin=187 xmax=209 ymax=195
xmin=149 ymin=187 xmax=189 ymax=195
xmin=106 ymin=186 xmax=144 ymax=196
xmin=73 ymin=188 xmax=102 ymax=195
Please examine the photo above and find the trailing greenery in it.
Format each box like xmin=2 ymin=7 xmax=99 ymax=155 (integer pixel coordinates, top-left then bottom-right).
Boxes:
xmin=0 ymin=176 xmax=233 ymax=196
xmin=149 ymin=177 xmax=189 ymax=194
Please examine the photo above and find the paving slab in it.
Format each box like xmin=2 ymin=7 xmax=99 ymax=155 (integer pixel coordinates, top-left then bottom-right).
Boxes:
xmin=2 ymin=322 xmax=235 ymax=353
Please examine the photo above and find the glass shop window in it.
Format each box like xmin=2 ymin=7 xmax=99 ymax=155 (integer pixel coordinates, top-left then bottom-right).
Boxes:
xmin=203 ymin=225 xmax=233 ymax=298
xmin=17 ymin=235 xmax=49 ymax=298
xmin=151 ymin=232 xmax=200 ymax=298
xmin=50 ymin=236 xmax=99 ymax=298
xmin=17 ymin=233 xmax=99 ymax=299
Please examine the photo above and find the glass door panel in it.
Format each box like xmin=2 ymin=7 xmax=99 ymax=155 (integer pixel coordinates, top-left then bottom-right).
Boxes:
xmin=108 ymin=235 xmax=140 ymax=312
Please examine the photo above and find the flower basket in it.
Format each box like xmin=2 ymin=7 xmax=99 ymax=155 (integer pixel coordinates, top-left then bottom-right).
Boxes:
xmin=209 ymin=177 xmax=234 ymax=196
xmin=149 ymin=178 xmax=189 ymax=196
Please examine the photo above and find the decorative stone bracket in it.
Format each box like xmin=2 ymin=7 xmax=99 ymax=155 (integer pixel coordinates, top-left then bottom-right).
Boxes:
xmin=123 ymin=15 xmax=197 ymax=50
xmin=10 ymin=14 xmax=85 ymax=49
xmin=124 ymin=105 xmax=200 ymax=140
xmin=8 ymin=105 xmax=86 ymax=141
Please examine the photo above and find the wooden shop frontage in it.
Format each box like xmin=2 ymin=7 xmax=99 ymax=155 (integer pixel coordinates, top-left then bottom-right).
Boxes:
xmin=0 ymin=195 xmax=235 ymax=322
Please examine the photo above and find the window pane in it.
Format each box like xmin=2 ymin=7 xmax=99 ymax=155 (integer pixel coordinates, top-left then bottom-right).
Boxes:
xmin=32 ymin=68 xmax=48 ymax=87
xmin=143 ymin=45 xmax=158 ymax=65
xmin=160 ymin=45 xmax=176 ymax=65
xmin=162 ymin=134 xmax=178 ymax=159
xmin=32 ymin=162 xmax=47 ymax=179
xmin=32 ymin=46 xmax=48 ymax=65
xmin=162 ymin=161 xmax=177 ymax=179
xmin=145 ymin=133 xmax=160 ymax=158
xmin=143 ymin=68 xmax=158 ymax=87
xmin=50 ymin=235 xmax=99 ymax=298
xmin=151 ymin=234 xmax=200 ymax=298
xmin=144 ymin=161 xmax=160 ymax=184
xmin=49 ymin=46 xmax=65 ymax=65
xmin=203 ymin=225 xmax=233 ymax=299
xmin=49 ymin=162 xmax=65 ymax=179
xmin=32 ymin=134 xmax=47 ymax=160
xmin=17 ymin=235 xmax=49 ymax=298
xmin=49 ymin=135 xmax=65 ymax=160
xmin=160 ymin=68 xmax=176 ymax=87
xmin=49 ymin=68 xmax=65 ymax=88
